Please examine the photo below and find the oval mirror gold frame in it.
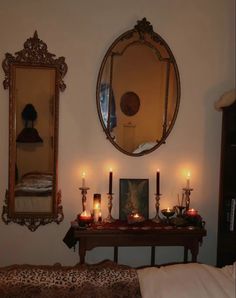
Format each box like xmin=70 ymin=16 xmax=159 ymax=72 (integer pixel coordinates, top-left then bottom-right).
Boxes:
xmin=96 ymin=18 xmax=181 ymax=156
xmin=1 ymin=31 xmax=67 ymax=231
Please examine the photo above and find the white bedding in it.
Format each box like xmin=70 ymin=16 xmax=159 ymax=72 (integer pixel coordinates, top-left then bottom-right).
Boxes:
xmin=137 ymin=262 xmax=235 ymax=298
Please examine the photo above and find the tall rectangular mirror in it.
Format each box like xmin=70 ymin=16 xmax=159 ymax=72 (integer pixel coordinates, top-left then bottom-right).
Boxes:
xmin=2 ymin=32 xmax=67 ymax=231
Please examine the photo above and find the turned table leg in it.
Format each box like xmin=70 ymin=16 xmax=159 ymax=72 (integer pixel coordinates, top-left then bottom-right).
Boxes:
xmin=184 ymin=246 xmax=188 ymax=263
xmin=151 ymin=246 xmax=155 ymax=266
xmin=114 ymin=246 xmax=118 ymax=263
xmin=78 ymin=241 xmax=86 ymax=264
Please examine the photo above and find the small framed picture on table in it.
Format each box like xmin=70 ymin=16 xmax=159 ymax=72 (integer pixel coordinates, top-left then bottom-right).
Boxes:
xmin=119 ymin=178 xmax=149 ymax=220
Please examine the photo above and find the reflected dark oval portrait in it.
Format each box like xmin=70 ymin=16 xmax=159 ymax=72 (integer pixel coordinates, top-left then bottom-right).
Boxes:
xmin=120 ymin=92 xmax=140 ymax=116
xmin=96 ymin=18 xmax=181 ymax=156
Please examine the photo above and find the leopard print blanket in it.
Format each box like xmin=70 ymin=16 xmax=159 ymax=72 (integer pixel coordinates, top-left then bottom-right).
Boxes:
xmin=0 ymin=260 xmax=141 ymax=298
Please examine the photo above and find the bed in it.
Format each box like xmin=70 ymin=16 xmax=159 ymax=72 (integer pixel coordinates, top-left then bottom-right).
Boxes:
xmin=0 ymin=261 xmax=235 ymax=298
xmin=14 ymin=172 xmax=53 ymax=213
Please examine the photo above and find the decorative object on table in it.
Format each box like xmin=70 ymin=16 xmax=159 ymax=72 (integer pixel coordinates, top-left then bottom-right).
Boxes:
xmin=161 ymin=208 xmax=175 ymax=224
xmin=186 ymin=208 xmax=198 ymax=217
xmin=77 ymin=210 xmax=93 ymax=227
xmin=184 ymin=208 xmax=204 ymax=227
xmin=127 ymin=212 xmax=145 ymax=224
xmin=104 ymin=169 xmax=115 ymax=223
xmin=174 ymin=193 xmax=186 ymax=217
xmin=183 ymin=172 xmax=193 ymax=211
xmin=79 ymin=172 xmax=89 ymax=212
xmin=93 ymin=193 xmax=102 ymax=222
xmin=152 ymin=170 xmax=162 ymax=223
xmin=119 ymin=178 xmax=149 ymax=220
xmin=175 ymin=205 xmax=185 ymax=217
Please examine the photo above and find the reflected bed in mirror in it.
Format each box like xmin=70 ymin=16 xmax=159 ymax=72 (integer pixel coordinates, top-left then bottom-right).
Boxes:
xmin=96 ymin=18 xmax=181 ymax=156
xmin=2 ymin=31 xmax=67 ymax=231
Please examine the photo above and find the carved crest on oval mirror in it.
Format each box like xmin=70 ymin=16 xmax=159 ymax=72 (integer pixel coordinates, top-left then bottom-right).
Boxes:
xmin=1 ymin=31 xmax=67 ymax=231
xmin=96 ymin=18 xmax=181 ymax=156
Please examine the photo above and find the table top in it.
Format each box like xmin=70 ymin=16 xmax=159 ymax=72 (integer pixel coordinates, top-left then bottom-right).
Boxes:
xmin=72 ymin=220 xmax=207 ymax=236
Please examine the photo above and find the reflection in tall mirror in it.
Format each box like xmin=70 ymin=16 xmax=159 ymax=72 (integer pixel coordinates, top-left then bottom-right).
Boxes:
xmin=97 ymin=18 xmax=180 ymax=156
xmin=2 ymin=32 xmax=67 ymax=231
xmin=15 ymin=67 xmax=55 ymax=213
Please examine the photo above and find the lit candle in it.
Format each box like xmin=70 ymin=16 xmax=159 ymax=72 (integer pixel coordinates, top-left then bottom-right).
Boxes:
xmin=109 ymin=169 xmax=113 ymax=194
xmin=79 ymin=210 xmax=91 ymax=220
xmin=156 ymin=170 xmax=160 ymax=195
xmin=186 ymin=208 xmax=198 ymax=217
xmin=166 ymin=207 xmax=171 ymax=212
xmin=186 ymin=172 xmax=190 ymax=189
xmin=93 ymin=193 xmax=101 ymax=209
xmin=94 ymin=203 xmax=99 ymax=209
xmin=133 ymin=213 xmax=139 ymax=218
xmin=93 ymin=193 xmax=101 ymax=222
xmin=94 ymin=209 xmax=100 ymax=222
xmin=82 ymin=172 xmax=86 ymax=188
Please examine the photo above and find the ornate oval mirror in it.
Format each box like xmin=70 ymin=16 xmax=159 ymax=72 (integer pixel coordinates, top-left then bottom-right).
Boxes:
xmin=96 ymin=18 xmax=180 ymax=156
xmin=1 ymin=31 xmax=67 ymax=231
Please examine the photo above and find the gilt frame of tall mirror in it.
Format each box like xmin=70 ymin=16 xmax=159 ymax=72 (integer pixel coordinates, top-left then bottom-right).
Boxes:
xmin=96 ymin=18 xmax=181 ymax=156
xmin=1 ymin=31 xmax=67 ymax=231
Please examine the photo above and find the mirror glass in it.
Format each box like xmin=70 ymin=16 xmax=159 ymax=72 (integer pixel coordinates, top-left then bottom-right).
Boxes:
xmin=14 ymin=67 xmax=55 ymax=213
xmin=96 ymin=18 xmax=180 ymax=156
xmin=2 ymin=32 xmax=67 ymax=231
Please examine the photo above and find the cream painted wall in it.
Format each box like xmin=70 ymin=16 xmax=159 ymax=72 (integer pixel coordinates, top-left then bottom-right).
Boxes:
xmin=0 ymin=0 xmax=235 ymax=267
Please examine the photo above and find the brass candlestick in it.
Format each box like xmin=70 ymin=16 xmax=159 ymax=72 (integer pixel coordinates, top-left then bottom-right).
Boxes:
xmin=183 ymin=187 xmax=193 ymax=211
xmin=103 ymin=193 xmax=115 ymax=223
xmin=152 ymin=193 xmax=162 ymax=223
xmin=79 ymin=187 xmax=90 ymax=212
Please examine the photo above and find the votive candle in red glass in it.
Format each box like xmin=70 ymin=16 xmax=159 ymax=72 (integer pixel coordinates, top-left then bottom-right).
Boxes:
xmin=186 ymin=208 xmax=198 ymax=217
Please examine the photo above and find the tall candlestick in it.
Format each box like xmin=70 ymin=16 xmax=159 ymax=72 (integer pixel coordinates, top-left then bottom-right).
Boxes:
xmin=156 ymin=170 xmax=160 ymax=195
xmin=109 ymin=169 xmax=113 ymax=194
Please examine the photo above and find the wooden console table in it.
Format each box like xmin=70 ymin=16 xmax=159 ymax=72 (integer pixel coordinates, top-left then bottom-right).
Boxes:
xmin=73 ymin=221 xmax=206 ymax=265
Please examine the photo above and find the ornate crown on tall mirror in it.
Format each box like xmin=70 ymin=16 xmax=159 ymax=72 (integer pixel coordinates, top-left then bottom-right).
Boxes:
xmin=96 ymin=18 xmax=181 ymax=156
xmin=2 ymin=31 xmax=67 ymax=231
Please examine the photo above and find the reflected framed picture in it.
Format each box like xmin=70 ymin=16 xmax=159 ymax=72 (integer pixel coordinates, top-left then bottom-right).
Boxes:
xmin=119 ymin=178 xmax=149 ymax=220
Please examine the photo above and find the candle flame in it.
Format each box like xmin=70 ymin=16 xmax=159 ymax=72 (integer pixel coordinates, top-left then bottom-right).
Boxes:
xmin=133 ymin=213 xmax=139 ymax=218
xmin=82 ymin=172 xmax=86 ymax=178
xmin=167 ymin=207 xmax=171 ymax=212
xmin=80 ymin=210 xmax=91 ymax=217
xmin=94 ymin=203 xmax=100 ymax=210
xmin=187 ymin=171 xmax=191 ymax=178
